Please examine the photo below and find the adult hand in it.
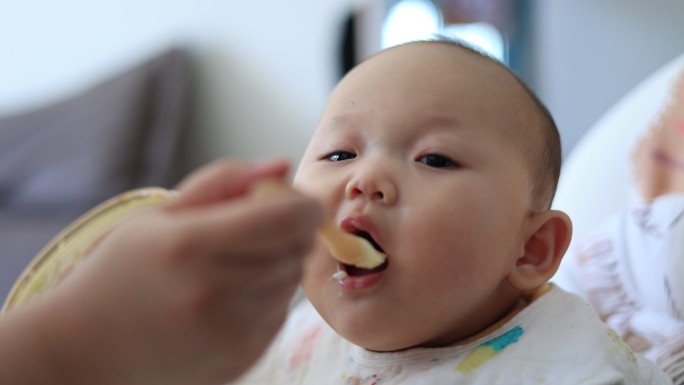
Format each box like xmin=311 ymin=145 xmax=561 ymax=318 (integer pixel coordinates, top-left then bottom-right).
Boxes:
xmin=2 ymin=159 xmax=322 ymax=385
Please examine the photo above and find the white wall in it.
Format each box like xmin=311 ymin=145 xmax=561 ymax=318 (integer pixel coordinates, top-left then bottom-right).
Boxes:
xmin=531 ymin=0 xmax=684 ymax=158
xmin=0 ymin=0 xmax=354 ymax=173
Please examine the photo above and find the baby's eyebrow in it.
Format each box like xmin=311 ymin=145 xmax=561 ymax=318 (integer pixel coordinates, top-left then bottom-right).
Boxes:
xmin=329 ymin=113 xmax=459 ymax=131
xmin=330 ymin=113 xmax=364 ymax=128
xmin=418 ymin=115 xmax=460 ymax=131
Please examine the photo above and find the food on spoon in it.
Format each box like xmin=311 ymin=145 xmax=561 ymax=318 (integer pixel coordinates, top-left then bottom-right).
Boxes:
xmin=317 ymin=222 xmax=386 ymax=269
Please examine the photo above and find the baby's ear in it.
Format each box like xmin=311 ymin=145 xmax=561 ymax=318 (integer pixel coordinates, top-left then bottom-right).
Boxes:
xmin=507 ymin=210 xmax=573 ymax=291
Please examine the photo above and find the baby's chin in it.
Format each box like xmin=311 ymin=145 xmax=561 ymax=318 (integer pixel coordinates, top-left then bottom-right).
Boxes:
xmin=313 ymin=307 xmax=436 ymax=352
xmin=333 ymin=324 xmax=412 ymax=352
xmin=336 ymin=325 xmax=445 ymax=352
xmin=317 ymin=300 xmax=483 ymax=352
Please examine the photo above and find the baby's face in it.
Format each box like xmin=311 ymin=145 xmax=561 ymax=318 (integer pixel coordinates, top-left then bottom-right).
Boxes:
xmin=633 ymin=70 xmax=684 ymax=200
xmin=293 ymin=43 xmax=534 ymax=351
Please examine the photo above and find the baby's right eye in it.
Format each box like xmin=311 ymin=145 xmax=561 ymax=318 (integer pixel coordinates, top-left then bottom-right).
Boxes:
xmin=322 ymin=151 xmax=356 ymax=162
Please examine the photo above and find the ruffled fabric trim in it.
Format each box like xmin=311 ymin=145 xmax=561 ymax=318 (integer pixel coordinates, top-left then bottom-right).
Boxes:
xmin=655 ymin=330 xmax=684 ymax=385
xmin=572 ymin=216 xmax=639 ymax=338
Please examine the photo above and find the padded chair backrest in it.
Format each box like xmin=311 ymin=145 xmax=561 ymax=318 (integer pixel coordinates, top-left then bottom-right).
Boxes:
xmin=552 ymin=52 xmax=684 ymax=293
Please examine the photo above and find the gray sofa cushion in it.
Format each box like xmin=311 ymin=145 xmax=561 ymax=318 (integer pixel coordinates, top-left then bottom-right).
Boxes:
xmin=0 ymin=48 xmax=191 ymax=213
xmin=0 ymin=47 xmax=192 ymax=299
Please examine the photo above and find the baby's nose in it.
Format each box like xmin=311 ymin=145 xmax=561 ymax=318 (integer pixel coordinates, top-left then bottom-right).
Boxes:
xmin=345 ymin=172 xmax=397 ymax=205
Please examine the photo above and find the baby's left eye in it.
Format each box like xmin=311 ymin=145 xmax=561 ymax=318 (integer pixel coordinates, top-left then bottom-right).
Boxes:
xmin=322 ymin=151 xmax=356 ymax=162
xmin=417 ymin=154 xmax=458 ymax=169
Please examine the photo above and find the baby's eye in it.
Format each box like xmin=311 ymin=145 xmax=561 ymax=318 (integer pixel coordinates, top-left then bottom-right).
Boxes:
xmin=323 ymin=151 xmax=356 ymax=162
xmin=417 ymin=154 xmax=458 ymax=168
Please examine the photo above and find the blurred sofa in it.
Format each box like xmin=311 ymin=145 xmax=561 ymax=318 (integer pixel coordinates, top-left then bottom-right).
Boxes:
xmin=0 ymin=47 xmax=193 ymax=299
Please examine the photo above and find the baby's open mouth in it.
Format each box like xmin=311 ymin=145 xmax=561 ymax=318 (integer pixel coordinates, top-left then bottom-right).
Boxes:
xmin=341 ymin=230 xmax=388 ymax=276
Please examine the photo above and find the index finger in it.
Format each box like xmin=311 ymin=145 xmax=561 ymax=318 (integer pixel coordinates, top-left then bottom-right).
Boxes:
xmin=167 ymin=159 xmax=291 ymax=211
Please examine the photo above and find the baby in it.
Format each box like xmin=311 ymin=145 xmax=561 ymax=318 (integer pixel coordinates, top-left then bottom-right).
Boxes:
xmin=570 ymin=66 xmax=684 ymax=384
xmin=232 ymin=39 xmax=670 ymax=384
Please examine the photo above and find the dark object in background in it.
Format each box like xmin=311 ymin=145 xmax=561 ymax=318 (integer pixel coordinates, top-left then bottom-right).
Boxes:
xmin=339 ymin=10 xmax=358 ymax=79
xmin=0 ymin=48 xmax=193 ymax=299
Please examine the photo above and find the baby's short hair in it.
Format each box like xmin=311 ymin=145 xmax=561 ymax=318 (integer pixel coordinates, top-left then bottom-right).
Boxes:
xmin=416 ymin=37 xmax=562 ymax=211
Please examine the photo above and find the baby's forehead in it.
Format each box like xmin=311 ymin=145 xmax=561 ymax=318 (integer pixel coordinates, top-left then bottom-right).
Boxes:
xmin=333 ymin=43 xmax=535 ymax=129
xmin=351 ymin=43 xmax=529 ymax=107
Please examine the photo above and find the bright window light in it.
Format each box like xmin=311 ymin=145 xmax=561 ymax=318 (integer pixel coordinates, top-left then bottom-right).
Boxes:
xmin=382 ymin=0 xmax=441 ymax=49
xmin=381 ymin=0 xmax=506 ymax=63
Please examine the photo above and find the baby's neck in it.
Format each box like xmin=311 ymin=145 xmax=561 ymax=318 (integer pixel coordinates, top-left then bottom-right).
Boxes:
xmin=454 ymin=284 xmax=552 ymax=347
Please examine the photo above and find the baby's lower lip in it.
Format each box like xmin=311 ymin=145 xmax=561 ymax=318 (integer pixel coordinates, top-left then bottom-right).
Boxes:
xmin=335 ymin=260 xmax=388 ymax=290
xmin=337 ymin=272 xmax=383 ymax=290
